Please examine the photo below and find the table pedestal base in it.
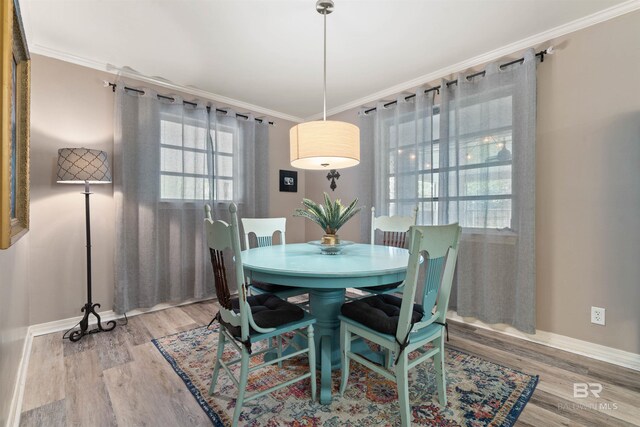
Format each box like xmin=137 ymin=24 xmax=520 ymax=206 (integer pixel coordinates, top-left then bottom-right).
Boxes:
xmin=309 ymin=288 xmax=345 ymax=404
xmin=265 ymin=288 xmax=387 ymax=404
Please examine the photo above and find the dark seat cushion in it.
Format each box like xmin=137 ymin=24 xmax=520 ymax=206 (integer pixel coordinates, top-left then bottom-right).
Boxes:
xmin=341 ymin=294 xmax=424 ymax=335
xmin=222 ymin=293 xmax=304 ymax=338
xmin=250 ymin=280 xmax=291 ymax=293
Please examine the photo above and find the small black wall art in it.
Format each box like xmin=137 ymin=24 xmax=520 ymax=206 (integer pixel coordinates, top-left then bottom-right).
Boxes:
xmin=279 ymin=170 xmax=298 ymax=192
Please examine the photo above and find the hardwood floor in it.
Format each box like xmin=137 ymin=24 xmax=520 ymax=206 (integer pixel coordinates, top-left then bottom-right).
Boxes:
xmin=446 ymin=322 xmax=640 ymax=427
xmin=19 ymin=300 xmax=640 ymax=426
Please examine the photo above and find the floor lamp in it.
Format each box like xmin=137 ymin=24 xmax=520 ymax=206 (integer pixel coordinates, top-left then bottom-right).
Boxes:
xmin=57 ymin=147 xmax=116 ymax=342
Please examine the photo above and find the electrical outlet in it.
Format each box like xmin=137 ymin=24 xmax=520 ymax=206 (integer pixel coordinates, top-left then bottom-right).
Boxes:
xmin=591 ymin=306 xmax=605 ymax=326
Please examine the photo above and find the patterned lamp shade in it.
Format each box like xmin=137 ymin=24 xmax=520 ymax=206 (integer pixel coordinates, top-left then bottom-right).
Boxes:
xmin=57 ymin=148 xmax=112 ymax=184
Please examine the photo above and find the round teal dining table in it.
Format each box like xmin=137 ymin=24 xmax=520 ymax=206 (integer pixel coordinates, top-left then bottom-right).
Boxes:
xmin=241 ymin=242 xmax=410 ymax=404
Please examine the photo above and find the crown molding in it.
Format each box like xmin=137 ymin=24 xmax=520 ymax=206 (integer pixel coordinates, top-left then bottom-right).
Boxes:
xmin=306 ymin=0 xmax=640 ymax=121
xmin=28 ymin=44 xmax=305 ymax=124
xmin=29 ymin=44 xmax=107 ymax=72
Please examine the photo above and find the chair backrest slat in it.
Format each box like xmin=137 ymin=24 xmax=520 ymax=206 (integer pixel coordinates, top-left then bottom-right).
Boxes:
xmin=242 ymin=217 xmax=286 ymax=249
xmin=257 ymin=235 xmax=273 ymax=247
xmin=422 ymin=256 xmax=445 ymax=312
xmin=396 ymin=224 xmax=461 ymax=341
xmin=371 ymin=206 xmax=418 ymax=248
xmin=383 ymin=231 xmax=407 ymax=248
xmin=210 ymin=248 xmax=232 ymax=311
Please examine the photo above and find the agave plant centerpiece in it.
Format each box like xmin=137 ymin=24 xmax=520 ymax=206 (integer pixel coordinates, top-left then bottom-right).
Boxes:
xmin=294 ymin=193 xmax=362 ymax=245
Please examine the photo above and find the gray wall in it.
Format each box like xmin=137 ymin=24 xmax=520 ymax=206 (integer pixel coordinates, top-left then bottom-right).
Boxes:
xmin=28 ymin=55 xmax=116 ymax=326
xmin=534 ymin=9 xmax=639 ymax=353
xmin=306 ymin=10 xmax=640 ymax=353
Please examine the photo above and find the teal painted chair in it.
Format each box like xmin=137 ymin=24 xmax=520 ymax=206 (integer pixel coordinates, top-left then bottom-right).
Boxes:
xmin=370 ymin=206 xmax=418 ymax=249
xmin=206 ymin=203 xmax=317 ymax=426
xmin=357 ymin=206 xmax=418 ymax=296
xmin=241 ymin=217 xmax=309 ymax=301
xmin=339 ymin=224 xmax=461 ymax=427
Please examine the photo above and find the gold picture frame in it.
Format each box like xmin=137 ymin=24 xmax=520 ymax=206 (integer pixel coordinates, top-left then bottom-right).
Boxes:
xmin=0 ymin=0 xmax=30 ymax=249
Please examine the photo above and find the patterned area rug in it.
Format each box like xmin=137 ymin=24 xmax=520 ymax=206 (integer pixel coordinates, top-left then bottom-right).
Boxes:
xmin=153 ymin=325 xmax=537 ymax=426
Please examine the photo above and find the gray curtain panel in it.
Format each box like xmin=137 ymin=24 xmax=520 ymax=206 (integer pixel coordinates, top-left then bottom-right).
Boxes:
xmin=113 ymin=86 xmax=269 ymax=313
xmin=357 ymin=108 xmax=375 ymax=243
xmin=445 ymin=50 xmax=537 ymax=333
xmin=374 ymin=91 xmax=436 ymax=220
xmin=356 ymin=91 xmax=435 ymax=243
xmin=361 ymin=48 xmax=536 ymax=332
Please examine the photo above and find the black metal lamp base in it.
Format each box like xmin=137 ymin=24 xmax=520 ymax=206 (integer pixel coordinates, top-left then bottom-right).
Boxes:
xmin=69 ymin=302 xmax=117 ymax=342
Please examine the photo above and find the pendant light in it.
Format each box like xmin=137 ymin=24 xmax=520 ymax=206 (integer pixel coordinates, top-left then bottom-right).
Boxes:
xmin=290 ymin=0 xmax=360 ymax=170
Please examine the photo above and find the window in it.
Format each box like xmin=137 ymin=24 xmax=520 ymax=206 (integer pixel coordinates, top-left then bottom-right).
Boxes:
xmin=212 ymin=128 xmax=235 ymax=201
xmin=159 ymin=114 xmax=235 ymax=201
xmin=386 ymin=96 xmax=513 ymax=230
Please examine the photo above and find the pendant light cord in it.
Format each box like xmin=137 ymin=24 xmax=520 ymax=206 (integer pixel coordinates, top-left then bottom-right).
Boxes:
xmin=323 ymin=10 xmax=327 ymax=121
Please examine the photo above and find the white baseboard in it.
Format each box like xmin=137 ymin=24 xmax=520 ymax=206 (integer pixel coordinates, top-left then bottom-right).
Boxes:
xmin=29 ymin=297 xmax=214 ymax=337
xmin=7 ymin=327 xmax=33 ymax=427
xmin=447 ymin=310 xmax=640 ymax=372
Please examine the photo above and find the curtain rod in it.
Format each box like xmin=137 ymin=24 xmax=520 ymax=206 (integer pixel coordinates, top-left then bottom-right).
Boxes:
xmin=363 ymin=47 xmax=552 ymax=115
xmin=107 ymin=83 xmax=275 ymax=126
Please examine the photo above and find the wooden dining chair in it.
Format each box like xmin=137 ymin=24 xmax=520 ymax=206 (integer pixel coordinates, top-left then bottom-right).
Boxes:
xmin=339 ymin=224 xmax=461 ymax=427
xmin=241 ymin=217 xmax=309 ymax=301
xmin=358 ymin=206 xmax=418 ymax=296
xmin=206 ymin=203 xmax=317 ymax=426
